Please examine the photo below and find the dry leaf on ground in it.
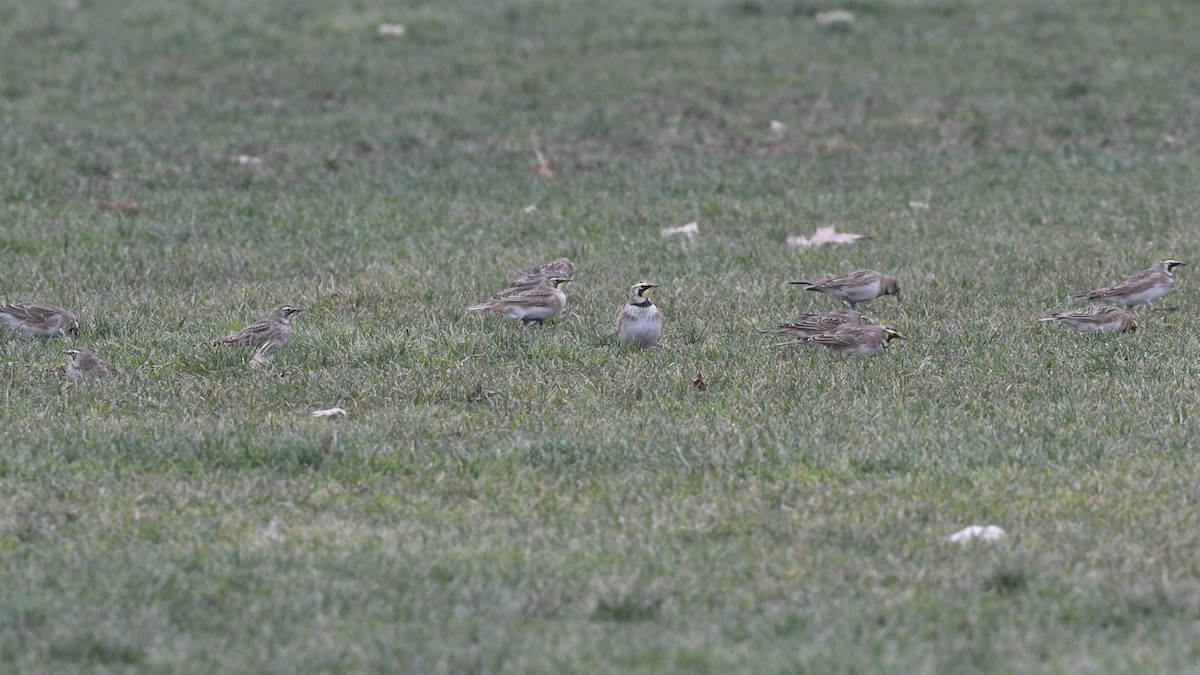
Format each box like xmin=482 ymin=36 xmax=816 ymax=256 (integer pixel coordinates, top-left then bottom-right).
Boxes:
xmin=815 ymin=10 xmax=855 ymax=24
xmin=100 ymin=200 xmax=140 ymax=213
xmin=786 ymin=226 xmax=865 ymax=248
xmin=527 ymin=150 xmax=555 ymax=180
xmin=662 ymin=221 xmax=699 ymax=238
xmin=947 ymin=525 xmax=1007 ymax=543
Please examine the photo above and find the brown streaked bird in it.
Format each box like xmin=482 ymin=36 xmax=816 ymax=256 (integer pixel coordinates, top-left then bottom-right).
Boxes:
xmin=500 ymin=258 xmax=573 ymax=296
xmin=64 ymin=348 xmax=111 ymax=381
xmin=777 ymin=323 xmax=905 ymax=358
xmin=0 ymin=302 xmax=78 ymax=338
xmin=1039 ymin=305 xmax=1137 ymax=334
xmin=211 ymin=304 xmax=302 ymax=356
xmin=1069 ymin=259 xmax=1185 ymax=310
xmin=616 ymin=281 xmax=664 ymax=348
xmin=468 ymin=277 xmax=571 ymax=326
xmin=757 ymin=308 xmax=868 ymax=339
xmin=790 ymin=270 xmax=900 ymax=308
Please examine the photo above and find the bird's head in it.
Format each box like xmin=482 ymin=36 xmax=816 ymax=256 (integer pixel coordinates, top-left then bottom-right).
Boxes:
xmin=630 ymin=281 xmax=658 ymax=298
xmin=882 ymin=276 xmax=901 ymax=300
xmin=271 ymin=305 xmax=303 ymax=322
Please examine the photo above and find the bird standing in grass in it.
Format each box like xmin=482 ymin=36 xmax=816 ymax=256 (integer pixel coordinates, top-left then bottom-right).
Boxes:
xmin=468 ymin=277 xmax=572 ymax=326
xmin=617 ymin=281 xmax=663 ymax=348
xmin=790 ymin=270 xmax=900 ymax=308
xmin=500 ymin=258 xmax=573 ymax=296
xmin=1039 ymin=305 xmax=1137 ymax=333
xmin=0 ymin=302 xmax=78 ymax=338
xmin=777 ymin=323 xmax=905 ymax=357
xmin=64 ymin=348 xmax=111 ymax=381
xmin=1070 ymin=259 xmax=1185 ymax=310
xmin=757 ymin=308 xmax=867 ymax=339
xmin=211 ymin=304 xmax=302 ymax=364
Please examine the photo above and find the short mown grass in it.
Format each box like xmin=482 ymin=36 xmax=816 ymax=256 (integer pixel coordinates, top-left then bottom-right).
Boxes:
xmin=3 ymin=0 xmax=1200 ymax=671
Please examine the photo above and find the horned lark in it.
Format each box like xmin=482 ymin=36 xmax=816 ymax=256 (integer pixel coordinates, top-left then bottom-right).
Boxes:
xmin=64 ymin=348 xmax=111 ymax=381
xmin=1070 ymin=259 xmax=1185 ymax=309
xmin=757 ymin=308 xmax=867 ymax=338
xmin=790 ymin=270 xmax=900 ymax=308
xmin=1039 ymin=305 xmax=1137 ymax=333
xmin=0 ymin=302 xmax=78 ymax=338
xmin=500 ymin=258 xmax=573 ymax=296
xmin=617 ymin=281 xmax=664 ymax=347
xmin=467 ymin=277 xmax=571 ymax=326
xmin=211 ymin=304 xmax=302 ymax=355
xmin=778 ymin=323 xmax=905 ymax=357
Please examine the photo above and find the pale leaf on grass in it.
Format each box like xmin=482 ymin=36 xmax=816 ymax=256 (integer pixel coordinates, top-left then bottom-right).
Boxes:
xmin=312 ymin=407 xmax=349 ymax=420
xmin=769 ymin=120 xmax=786 ymax=133
xmin=377 ymin=23 xmax=406 ymax=37
xmin=948 ymin=525 xmax=1007 ymax=544
xmin=101 ymin=200 xmax=140 ymax=213
xmin=908 ymin=201 xmax=930 ymax=211
xmin=522 ymin=204 xmax=537 ymax=214
xmin=815 ymin=10 xmax=855 ymax=24
xmin=232 ymin=154 xmax=264 ymax=165
xmin=661 ymin=221 xmax=699 ymax=238
xmin=787 ymin=226 xmax=865 ymax=248
xmin=527 ymin=149 xmax=555 ymax=181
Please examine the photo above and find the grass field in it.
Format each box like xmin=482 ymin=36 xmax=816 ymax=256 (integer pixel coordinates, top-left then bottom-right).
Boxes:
xmin=4 ymin=0 xmax=1200 ymax=671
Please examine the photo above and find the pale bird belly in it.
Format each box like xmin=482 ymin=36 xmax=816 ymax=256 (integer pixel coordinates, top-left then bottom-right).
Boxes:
xmin=842 ymin=280 xmax=882 ymax=303
xmin=618 ymin=307 xmax=663 ymax=346
xmin=0 ymin=314 xmax=44 ymax=337
xmin=1116 ymin=283 xmax=1169 ymax=306
xmin=619 ymin=320 xmax=662 ymax=346
xmin=1070 ymin=320 xmax=1112 ymax=333
xmin=846 ymin=343 xmax=885 ymax=357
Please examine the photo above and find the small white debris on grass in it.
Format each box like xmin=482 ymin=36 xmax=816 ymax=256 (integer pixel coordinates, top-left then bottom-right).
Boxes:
xmin=948 ymin=525 xmax=1007 ymax=543
xmin=661 ymin=221 xmax=699 ymax=238
xmin=522 ymin=204 xmax=537 ymax=213
xmin=312 ymin=407 xmax=349 ymax=420
xmin=815 ymin=10 xmax=855 ymax=24
xmin=908 ymin=201 xmax=930 ymax=210
xmin=769 ymin=120 xmax=787 ymax=133
xmin=787 ymin=225 xmax=865 ymax=248
xmin=232 ymin=154 xmax=264 ymax=165
xmin=377 ymin=23 xmax=406 ymax=37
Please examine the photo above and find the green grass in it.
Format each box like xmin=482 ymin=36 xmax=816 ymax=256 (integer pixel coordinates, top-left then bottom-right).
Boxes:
xmin=4 ymin=0 xmax=1200 ymax=671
